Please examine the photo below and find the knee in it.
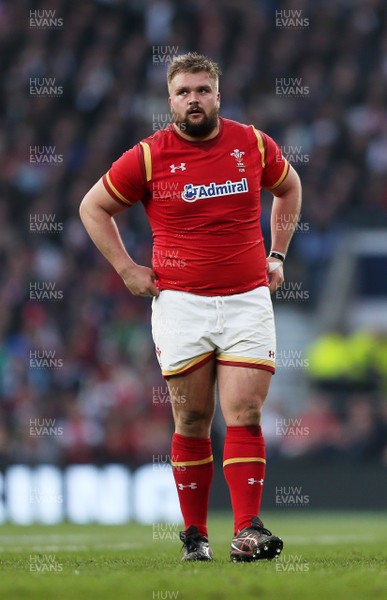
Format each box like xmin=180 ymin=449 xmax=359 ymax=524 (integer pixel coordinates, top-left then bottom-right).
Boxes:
xmin=227 ymin=400 xmax=264 ymax=427
xmin=174 ymin=409 xmax=212 ymax=436
xmin=178 ymin=409 xmax=210 ymax=427
xmin=243 ymin=403 xmax=262 ymax=425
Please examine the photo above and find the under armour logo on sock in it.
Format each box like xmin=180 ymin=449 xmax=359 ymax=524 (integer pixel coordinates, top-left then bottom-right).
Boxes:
xmin=178 ymin=482 xmax=197 ymax=490
xmin=247 ymin=478 xmax=264 ymax=485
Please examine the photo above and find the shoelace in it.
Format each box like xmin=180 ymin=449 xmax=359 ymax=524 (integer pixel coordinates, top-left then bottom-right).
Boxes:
xmin=179 ymin=528 xmax=208 ymax=552
xmin=250 ymin=518 xmax=272 ymax=537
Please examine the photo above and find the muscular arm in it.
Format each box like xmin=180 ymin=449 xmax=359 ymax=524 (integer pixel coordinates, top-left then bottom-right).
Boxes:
xmin=265 ymin=165 xmax=302 ymax=292
xmin=79 ymin=178 xmax=159 ymax=297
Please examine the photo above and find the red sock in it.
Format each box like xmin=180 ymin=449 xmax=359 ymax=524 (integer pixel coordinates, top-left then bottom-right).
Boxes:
xmin=171 ymin=433 xmax=214 ymax=538
xmin=223 ymin=425 xmax=266 ymax=535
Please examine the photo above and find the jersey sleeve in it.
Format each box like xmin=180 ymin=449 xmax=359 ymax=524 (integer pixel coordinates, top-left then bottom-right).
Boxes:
xmin=253 ymin=128 xmax=290 ymax=190
xmin=102 ymin=144 xmax=147 ymax=206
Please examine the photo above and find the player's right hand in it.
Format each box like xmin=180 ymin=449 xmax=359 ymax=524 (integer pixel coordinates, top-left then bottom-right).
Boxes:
xmin=120 ymin=264 xmax=160 ymax=297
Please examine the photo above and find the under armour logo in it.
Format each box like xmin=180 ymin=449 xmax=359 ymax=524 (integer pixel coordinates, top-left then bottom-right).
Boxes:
xmin=247 ymin=478 xmax=264 ymax=485
xmin=177 ymin=482 xmax=197 ymax=490
xmin=170 ymin=163 xmax=186 ymax=173
xmin=269 ymin=350 xmax=275 ymax=358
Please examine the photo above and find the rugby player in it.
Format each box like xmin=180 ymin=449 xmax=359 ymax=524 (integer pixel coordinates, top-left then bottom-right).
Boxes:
xmin=80 ymin=52 xmax=301 ymax=562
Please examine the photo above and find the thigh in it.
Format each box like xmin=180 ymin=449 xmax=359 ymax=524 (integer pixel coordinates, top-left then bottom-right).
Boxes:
xmin=217 ymin=364 xmax=273 ymax=426
xmin=167 ymin=357 xmax=217 ymax=425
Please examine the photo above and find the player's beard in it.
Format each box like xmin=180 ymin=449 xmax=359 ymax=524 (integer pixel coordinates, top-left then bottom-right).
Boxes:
xmin=172 ymin=106 xmax=219 ymax=138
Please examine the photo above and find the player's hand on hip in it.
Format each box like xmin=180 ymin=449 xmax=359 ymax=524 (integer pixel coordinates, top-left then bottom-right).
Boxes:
xmin=267 ymin=258 xmax=284 ymax=294
xmin=121 ymin=264 xmax=160 ymax=297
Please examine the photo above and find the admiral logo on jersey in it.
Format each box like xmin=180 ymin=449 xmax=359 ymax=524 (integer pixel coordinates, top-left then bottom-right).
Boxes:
xmin=182 ymin=177 xmax=248 ymax=203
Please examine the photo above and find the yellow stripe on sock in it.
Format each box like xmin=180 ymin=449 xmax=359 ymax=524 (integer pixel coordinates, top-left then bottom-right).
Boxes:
xmin=223 ymin=457 xmax=266 ymax=468
xmin=171 ymin=455 xmax=214 ymax=467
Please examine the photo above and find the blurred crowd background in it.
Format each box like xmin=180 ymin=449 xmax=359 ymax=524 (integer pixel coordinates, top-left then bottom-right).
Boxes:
xmin=1 ymin=0 xmax=387 ymax=469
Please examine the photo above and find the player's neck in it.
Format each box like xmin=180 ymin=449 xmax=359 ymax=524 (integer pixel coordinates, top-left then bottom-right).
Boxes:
xmin=172 ymin=121 xmax=220 ymax=142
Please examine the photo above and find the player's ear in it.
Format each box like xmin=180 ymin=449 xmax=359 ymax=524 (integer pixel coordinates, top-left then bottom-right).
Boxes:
xmin=217 ymin=92 xmax=220 ymax=106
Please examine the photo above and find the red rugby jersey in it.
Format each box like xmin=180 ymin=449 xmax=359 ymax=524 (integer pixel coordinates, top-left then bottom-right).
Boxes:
xmin=102 ymin=117 xmax=289 ymax=295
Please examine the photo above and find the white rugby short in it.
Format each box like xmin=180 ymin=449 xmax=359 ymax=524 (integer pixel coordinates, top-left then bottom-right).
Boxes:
xmin=151 ymin=286 xmax=276 ymax=378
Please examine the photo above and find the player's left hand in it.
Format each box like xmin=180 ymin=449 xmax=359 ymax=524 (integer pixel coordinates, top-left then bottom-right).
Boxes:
xmin=267 ymin=258 xmax=284 ymax=294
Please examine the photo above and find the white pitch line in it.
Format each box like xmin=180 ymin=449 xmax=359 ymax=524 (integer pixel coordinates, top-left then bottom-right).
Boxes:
xmin=0 ymin=542 xmax=140 ymax=553
xmin=0 ymin=534 xmax=133 ymax=545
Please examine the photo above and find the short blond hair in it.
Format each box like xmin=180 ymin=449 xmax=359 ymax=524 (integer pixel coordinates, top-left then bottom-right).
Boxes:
xmin=167 ymin=52 xmax=221 ymax=90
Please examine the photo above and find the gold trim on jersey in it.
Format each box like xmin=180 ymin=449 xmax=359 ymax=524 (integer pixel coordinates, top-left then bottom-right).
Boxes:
xmin=140 ymin=141 xmax=152 ymax=181
xmin=171 ymin=455 xmax=214 ymax=467
xmin=253 ymin=127 xmax=266 ymax=168
xmin=223 ymin=456 xmax=266 ymax=467
xmin=265 ymin=160 xmax=290 ymax=190
xmin=105 ymin=172 xmax=132 ymax=205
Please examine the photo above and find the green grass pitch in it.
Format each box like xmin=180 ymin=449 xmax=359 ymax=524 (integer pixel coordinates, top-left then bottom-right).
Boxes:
xmin=0 ymin=512 xmax=386 ymax=600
